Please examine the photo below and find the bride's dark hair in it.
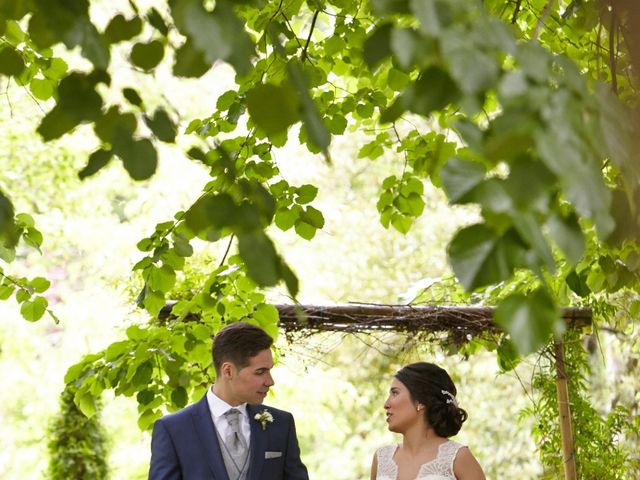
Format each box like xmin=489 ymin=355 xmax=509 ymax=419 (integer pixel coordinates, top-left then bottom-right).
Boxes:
xmin=395 ymin=362 xmax=468 ymax=437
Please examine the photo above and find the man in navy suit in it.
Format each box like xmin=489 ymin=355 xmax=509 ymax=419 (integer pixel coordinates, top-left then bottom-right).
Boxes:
xmin=149 ymin=322 xmax=309 ymax=480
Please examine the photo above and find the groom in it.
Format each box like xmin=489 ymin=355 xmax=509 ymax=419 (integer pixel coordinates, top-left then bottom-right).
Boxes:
xmin=149 ymin=322 xmax=309 ymax=480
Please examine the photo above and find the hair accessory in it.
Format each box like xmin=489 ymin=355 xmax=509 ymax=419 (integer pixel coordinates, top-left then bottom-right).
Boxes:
xmin=441 ymin=389 xmax=458 ymax=407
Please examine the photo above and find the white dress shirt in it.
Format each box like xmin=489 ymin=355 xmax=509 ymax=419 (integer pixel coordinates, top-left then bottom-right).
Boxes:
xmin=206 ymin=388 xmax=251 ymax=447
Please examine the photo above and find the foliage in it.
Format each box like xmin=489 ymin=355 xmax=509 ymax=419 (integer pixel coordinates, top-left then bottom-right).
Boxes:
xmin=64 ymin=256 xmax=280 ymax=425
xmin=1 ymin=0 xmax=640 ymax=477
xmin=520 ymin=331 xmax=640 ymax=479
xmin=0 ymin=0 xmax=637 ymax=350
xmin=47 ymin=387 xmax=109 ymax=480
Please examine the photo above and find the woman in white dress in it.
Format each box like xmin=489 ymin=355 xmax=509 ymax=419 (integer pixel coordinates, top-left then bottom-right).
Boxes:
xmin=370 ymin=362 xmax=485 ymax=480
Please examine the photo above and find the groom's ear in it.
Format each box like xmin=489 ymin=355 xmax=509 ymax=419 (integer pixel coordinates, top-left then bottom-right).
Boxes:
xmin=221 ymin=361 xmax=234 ymax=379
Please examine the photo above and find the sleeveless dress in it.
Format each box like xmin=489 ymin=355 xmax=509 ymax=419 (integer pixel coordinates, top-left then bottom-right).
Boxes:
xmin=374 ymin=440 xmax=465 ymax=480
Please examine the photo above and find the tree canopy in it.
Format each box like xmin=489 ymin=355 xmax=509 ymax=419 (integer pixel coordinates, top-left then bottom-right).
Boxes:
xmin=1 ymin=0 xmax=639 ymax=446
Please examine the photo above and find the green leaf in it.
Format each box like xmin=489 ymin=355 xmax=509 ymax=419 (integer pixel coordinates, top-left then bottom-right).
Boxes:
xmin=253 ymin=303 xmax=279 ymax=335
xmin=94 ymin=106 xmax=137 ymax=144
xmin=145 ymin=108 xmax=176 ymax=143
xmin=0 ymin=1 xmax=29 ymax=20
xmin=130 ymin=40 xmax=165 ymax=71
xmin=448 ymin=224 xmax=521 ymax=291
xmin=294 ymin=220 xmax=316 ymax=240
xmin=295 ymin=184 xmax=318 ymax=204
xmin=43 ymin=57 xmax=68 ymax=81
xmin=118 ymin=138 xmax=158 ymax=181
xmin=379 ymin=96 xmax=406 ymax=124
xmin=74 ymin=18 xmax=111 ymax=69
xmin=237 ymin=232 xmax=280 ymax=287
xmin=29 ymin=77 xmax=55 ymax=100
xmin=247 ymin=83 xmax=300 ymax=138
xmin=496 ymin=338 xmax=520 ymax=372
xmin=547 ymin=212 xmax=585 ymax=265
xmin=363 ymin=22 xmax=392 ymax=68
xmin=143 ymin=288 xmax=165 ymax=317
xmin=299 ymin=206 xmax=324 ymax=229
xmin=407 ymin=67 xmax=461 ymax=116
xmin=411 ymin=0 xmax=454 ymax=36
xmin=371 ymin=0 xmax=410 ymax=14
xmin=172 ymin=0 xmax=231 ymax=64
xmin=79 ymin=149 xmax=113 ymax=179
xmin=390 ymin=28 xmax=426 ymax=70
xmin=279 ymin=261 xmax=299 ymax=298
xmin=138 ymin=408 xmax=161 ymax=430
xmin=147 ymin=8 xmax=169 ymax=36
xmin=173 ymin=38 xmax=211 ymax=77
xmin=286 ymin=60 xmax=331 ymax=153
xmin=566 ymin=270 xmax=590 ymax=297
xmin=123 ymin=87 xmax=143 ymax=106
xmin=535 ymin=99 xmax=614 ymax=237
xmin=131 ymin=361 xmax=153 ymax=386
xmin=75 ymin=391 xmax=97 ymax=418
xmin=24 ymin=227 xmax=43 ymax=251
xmin=404 ymin=192 xmax=425 ymax=216
xmin=391 ymin=213 xmax=412 ymax=234
xmin=15 ymin=288 xmax=30 ymax=303
xmin=440 ymin=157 xmax=486 ymax=203
xmin=146 ymin=265 xmax=176 ymax=292
xmin=104 ymin=14 xmax=142 ymax=44
xmin=515 ymin=42 xmax=550 ymax=83
xmin=494 ymin=290 xmax=563 ymax=355
xmin=442 ymin=41 xmax=498 ymax=95
xmin=275 ymin=209 xmax=297 ymax=231
xmin=512 ymin=213 xmax=555 ymax=271
xmin=173 ymin=235 xmax=193 ymax=257
xmin=37 ymin=72 xmax=105 ymax=141
xmin=185 ymin=194 xmax=238 ymax=233
xmin=0 ymin=284 xmax=15 ymax=300
xmin=105 ymin=341 xmax=130 ymax=362
xmin=388 ymin=68 xmax=410 ymax=91
xmin=137 ymin=389 xmax=155 ymax=406
xmin=0 ymin=46 xmax=25 ymax=76
xmin=0 ymin=191 xmax=18 ymax=249
xmin=171 ymin=387 xmax=188 ymax=408
xmin=20 ymin=296 xmax=48 ymax=322
xmin=30 ymin=277 xmax=50 ymax=293
xmin=501 ymin=155 xmax=555 ymax=210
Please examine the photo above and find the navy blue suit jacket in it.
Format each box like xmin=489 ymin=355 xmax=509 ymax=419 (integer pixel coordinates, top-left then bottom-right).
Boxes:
xmin=148 ymin=396 xmax=309 ymax=480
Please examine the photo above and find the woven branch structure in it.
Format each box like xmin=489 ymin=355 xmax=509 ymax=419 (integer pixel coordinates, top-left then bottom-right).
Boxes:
xmin=275 ymin=304 xmax=592 ymax=339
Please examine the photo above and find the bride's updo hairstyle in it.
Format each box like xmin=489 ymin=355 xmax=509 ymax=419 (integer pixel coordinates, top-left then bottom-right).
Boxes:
xmin=395 ymin=362 xmax=468 ymax=437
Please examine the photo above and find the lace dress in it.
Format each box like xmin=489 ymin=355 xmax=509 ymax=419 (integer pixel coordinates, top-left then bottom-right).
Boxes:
xmin=374 ymin=441 xmax=464 ymax=480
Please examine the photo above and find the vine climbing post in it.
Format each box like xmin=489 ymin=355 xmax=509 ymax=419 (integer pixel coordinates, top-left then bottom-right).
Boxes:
xmin=554 ymin=339 xmax=577 ymax=480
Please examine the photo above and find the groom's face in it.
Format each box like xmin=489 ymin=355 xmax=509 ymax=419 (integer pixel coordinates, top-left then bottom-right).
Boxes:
xmin=229 ymin=348 xmax=275 ymax=405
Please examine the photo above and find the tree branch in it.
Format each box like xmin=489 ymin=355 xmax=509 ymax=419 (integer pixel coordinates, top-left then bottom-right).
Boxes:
xmin=511 ymin=0 xmax=523 ymax=24
xmin=302 ymin=10 xmax=320 ymax=62
xmin=533 ymin=0 xmax=556 ymax=41
xmin=609 ymin=5 xmax=618 ymax=95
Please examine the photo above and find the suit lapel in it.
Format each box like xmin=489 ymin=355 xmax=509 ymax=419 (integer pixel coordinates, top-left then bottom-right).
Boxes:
xmin=247 ymin=404 xmax=266 ymax=480
xmin=192 ymin=395 xmax=231 ymax=480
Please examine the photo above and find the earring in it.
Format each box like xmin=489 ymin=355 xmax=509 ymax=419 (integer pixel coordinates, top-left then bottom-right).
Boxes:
xmin=416 ymin=406 xmax=422 ymax=412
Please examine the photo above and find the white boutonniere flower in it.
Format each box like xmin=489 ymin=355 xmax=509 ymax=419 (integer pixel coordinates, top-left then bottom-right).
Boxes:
xmin=254 ymin=409 xmax=273 ymax=430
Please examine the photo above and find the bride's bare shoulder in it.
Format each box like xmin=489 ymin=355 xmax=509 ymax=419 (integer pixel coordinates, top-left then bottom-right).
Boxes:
xmin=452 ymin=446 xmax=485 ymax=480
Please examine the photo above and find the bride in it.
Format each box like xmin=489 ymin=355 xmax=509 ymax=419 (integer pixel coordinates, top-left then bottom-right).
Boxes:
xmin=370 ymin=362 xmax=485 ymax=480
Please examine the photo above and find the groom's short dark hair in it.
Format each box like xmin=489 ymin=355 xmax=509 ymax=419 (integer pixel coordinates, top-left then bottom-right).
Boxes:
xmin=212 ymin=322 xmax=274 ymax=374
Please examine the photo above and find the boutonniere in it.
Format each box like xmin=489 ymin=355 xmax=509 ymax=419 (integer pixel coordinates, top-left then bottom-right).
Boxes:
xmin=254 ymin=409 xmax=273 ymax=430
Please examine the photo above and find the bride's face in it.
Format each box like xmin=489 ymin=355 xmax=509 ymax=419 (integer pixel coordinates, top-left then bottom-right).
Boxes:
xmin=383 ymin=378 xmax=421 ymax=433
